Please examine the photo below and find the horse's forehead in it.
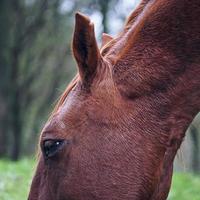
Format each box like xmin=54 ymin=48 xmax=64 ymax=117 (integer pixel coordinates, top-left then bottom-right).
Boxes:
xmin=42 ymin=79 xmax=126 ymax=137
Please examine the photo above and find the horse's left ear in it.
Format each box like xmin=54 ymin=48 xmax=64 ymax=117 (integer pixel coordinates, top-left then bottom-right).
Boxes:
xmin=73 ymin=12 xmax=100 ymax=84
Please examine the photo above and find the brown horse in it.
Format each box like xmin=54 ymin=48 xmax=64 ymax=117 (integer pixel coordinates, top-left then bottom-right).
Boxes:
xmin=28 ymin=0 xmax=200 ymax=199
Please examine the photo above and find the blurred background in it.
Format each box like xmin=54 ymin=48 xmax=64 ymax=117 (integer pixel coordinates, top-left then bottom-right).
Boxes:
xmin=0 ymin=0 xmax=199 ymax=199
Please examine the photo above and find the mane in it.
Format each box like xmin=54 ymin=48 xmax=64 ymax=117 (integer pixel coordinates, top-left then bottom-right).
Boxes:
xmin=101 ymin=0 xmax=161 ymax=59
xmin=116 ymin=0 xmax=161 ymax=60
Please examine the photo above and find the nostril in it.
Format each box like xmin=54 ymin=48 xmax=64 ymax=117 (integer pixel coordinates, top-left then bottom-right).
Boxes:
xmin=42 ymin=139 xmax=65 ymax=158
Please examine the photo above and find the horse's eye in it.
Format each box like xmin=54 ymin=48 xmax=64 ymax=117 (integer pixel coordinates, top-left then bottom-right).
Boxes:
xmin=42 ymin=139 xmax=64 ymax=158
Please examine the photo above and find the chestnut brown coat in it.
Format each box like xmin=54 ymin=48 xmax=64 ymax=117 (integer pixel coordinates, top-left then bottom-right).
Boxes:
xmin=28 ymin=0 xmax=200 ymax=199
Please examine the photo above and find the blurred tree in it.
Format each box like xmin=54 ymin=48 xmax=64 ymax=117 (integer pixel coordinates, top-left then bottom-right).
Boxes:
xmin=0 ymin=0 xmax=76 ymax=160
xmin=97 ymin=0 xmax=110 ymax=33
xmin=0 ymin=0 xmax=12 ymax=157
xmin=190 ymin=125 xmax=200 ymax=173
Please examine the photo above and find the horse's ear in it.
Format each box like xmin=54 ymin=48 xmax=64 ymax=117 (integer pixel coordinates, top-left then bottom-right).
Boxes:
xmin=73 ymin=12 xmax=100 ymax=84
xmin=101 ymin=33 xmax=113 ymax=48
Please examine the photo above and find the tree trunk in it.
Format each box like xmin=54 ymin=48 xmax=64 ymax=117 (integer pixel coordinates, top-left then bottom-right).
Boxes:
xmin=10 ymin=46 xmax=22 ymax=161
xmin=190 ymin=125 xmax=200 ymax=173
xmin=98 ymin=0 xmax=109 ymax=33
xmin=0 ymin=101 xmax=8 ymax=157
xmin=10 ymin=89 xmax=21 ymax=161
xmin=0 ymin=116 xmax=8 ymax=157
xmin=0 ymin=0 xmax=12 ymax=158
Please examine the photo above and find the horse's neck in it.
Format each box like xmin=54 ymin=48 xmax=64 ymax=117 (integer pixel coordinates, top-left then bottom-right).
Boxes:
xmin=112 ymin=2 xmax=200 ymax=184
xmin=117 ymin=0 xmax=200 ymax=59
xmin=143 ymin=0 xmax=200 ymax=58
xmin=140 ymin=0 xmax=200 ymax=121
xmin=113 ymin=0 xmax=200 ymax=120
xmin=123 ymin=2 xmax=200 ymax=198
xmin=108 ymin=1 xmax=200 ymax=199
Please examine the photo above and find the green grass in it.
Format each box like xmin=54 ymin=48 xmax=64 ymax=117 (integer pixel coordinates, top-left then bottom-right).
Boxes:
xmin=0 ymin=159 xmax=36 ymax=200
xmin=0 ymin=159 xmax=200 ymax=199
xmin=169 ymin=173 xmax=200 ymax=200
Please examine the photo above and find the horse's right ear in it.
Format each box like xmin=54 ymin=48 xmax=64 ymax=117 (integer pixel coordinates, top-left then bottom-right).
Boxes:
xmin=101 ymin=33 xmax=113 ymax=48
xmin=72 ymin=12 xmax=100 ymax=85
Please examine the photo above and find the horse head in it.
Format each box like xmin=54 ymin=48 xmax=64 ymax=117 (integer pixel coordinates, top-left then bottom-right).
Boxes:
xmin=28 ymin=1 xmax=200 ymax=199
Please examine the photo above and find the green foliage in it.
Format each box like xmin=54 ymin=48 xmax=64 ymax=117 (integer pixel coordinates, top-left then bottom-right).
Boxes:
xmin=0 ymin=159 xmax=200 ymax=200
